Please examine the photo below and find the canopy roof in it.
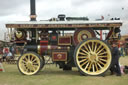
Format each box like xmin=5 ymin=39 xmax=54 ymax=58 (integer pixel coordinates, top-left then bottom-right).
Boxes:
xmin=6 ymin=20 xmax=122 ymax=29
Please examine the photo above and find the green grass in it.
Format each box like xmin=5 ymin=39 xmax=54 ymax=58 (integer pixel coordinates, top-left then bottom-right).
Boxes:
xmin=0 ymin=57 xmax=128 ymax=85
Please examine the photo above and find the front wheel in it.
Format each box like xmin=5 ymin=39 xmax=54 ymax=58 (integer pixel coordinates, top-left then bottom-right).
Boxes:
xmin=74 ymin=38 xmax=112 ymax=76
xmin=17 ymin=52 xmax=42 ymax=75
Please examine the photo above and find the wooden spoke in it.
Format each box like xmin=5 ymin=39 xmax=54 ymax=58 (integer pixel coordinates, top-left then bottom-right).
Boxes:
xmin=22 ymin=60 xmax=27 ymax=64
xmin=79 ymin=58 xmax=88 ymax=63
xmin=98 ymin=52 xmax=107 ymax=56
xmin=92 ymin=42 xmax=94 ymax=52
xmin=96 ymin=44 xmax=102 ymax=53
xmin=100 ymin=58 xmax=107 ymax=62
xmin=31 ymin=56 xmax=34 ymax=61
xmin=81 ymin=48 xmax=89 ymax=54
xmin=98 ymin=55 xmax=107 ymax=58
xmin=78 ymin=56 xmax=87 ymax=58
xmin=88 ymin=62 xmax=92 ymax=71
xmin=32 ymin=58 xmax=37 ymax=62
xmin=79 ymin=52 xmax=88 ymax=56
xmin=24 ymin=57 xmax=28 ymax=61
xmin=98 ymin=60 xmax=105 ymax=65
xmin=93 ymin=62 xmax=98 ymax=71
xmin=87 ymin=43 xmax=92 ymax=52
xmin=80 ymin=60 xmax=89 ymax=67
xmin=94 ymin=42 xmax=98 ymax=52
xmin=84 ymin=62 xmax=90 ymax=70
xmin=28 ymin=55 xmax=31 ymax=61
xmin=92 ymin=63 xmax=95 ymax=72
xmin=33 ymin=62 xmax=39 ymax=65
xmin=83 ymin=45 xmax=89 ymax=52
xmin=97 ymin=48 xmax=105 ymax=54
xmin=97 ymin=63 xmax=103 ymax=69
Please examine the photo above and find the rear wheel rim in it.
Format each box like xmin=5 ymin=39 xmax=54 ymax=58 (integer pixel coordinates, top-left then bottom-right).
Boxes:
xmin=75 ymin=39 xmax=112 ymax=75
xmin=18 ymin=53 xmax=41 ymax=75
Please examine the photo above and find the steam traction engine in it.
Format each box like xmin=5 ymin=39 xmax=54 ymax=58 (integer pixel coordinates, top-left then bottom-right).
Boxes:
xmin=5 ymin=0 xmax=122 ymax=76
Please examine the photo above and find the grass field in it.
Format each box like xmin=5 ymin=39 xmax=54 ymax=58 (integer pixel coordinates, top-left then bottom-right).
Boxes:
xmin=0 ymin=57 xmax=128 ymax=85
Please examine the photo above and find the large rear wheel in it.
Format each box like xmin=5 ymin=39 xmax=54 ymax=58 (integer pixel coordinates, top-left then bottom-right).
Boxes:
xmin=74 ymin=38 xmax=112 ymax=76
xmin=17 ymin=52 xmax=42 ymax=75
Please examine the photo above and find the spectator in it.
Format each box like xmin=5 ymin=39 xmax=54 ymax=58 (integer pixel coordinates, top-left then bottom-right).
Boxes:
xmin=6 ymin=51 xmax=13 ymax=62
xmin=110 ymin=42 xmax=121 ymax=76
xmin=2 ymin=47 xmax=9 ymax=62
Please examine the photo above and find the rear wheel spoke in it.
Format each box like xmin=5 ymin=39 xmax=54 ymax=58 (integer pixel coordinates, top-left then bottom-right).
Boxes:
xmin=79 ymin=52 xmax=88 ymax=56
xmin=79 ymin=58 xmax=88 ymax=63
xmin=87 ymin=44 xmax=92 ymax=52
xmin=100 ymin=58 xmax=107 ymax=62
xmin=84 ymin=62 xmax=90 ymax=70
xmin=81 ymin=60 xmax=89 ymax=67
xmin=96 ymin=44 xmax=102 ymax=53
xmin=98 ymin=52 xmax=107 ymax=56
xmin=83 ymin=45 xmax=89 ymax=52
xmin=94 ymin=62 xmax=98 ymax=71
xmin=78 ymin=56 xmax=87 ymax=58
xmin=88 ymin=62 xmax=92 ymax=71
xmin=81 ymin=48 xmax=89 ymax=54
xmin=92 ymin=63 xmax=95 ymax=72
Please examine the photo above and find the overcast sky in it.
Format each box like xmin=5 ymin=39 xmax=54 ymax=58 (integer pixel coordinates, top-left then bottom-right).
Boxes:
xmin=0 ymin=0 xmax=128 ymax=40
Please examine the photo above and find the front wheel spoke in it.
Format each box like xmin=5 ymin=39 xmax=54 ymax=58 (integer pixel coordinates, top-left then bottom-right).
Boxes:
xmin=79 ymin=58 xmax=88 ymax=63
xmin=32 ymin=58 xmax=37 ymax=62
xmin=31 ymin=65 xmax=36 ymax=71
xmin=26 ymin=68 xmax=30 ymax=72
xmin=28 ymin=55 xmax=31 ymax=61
xmin=33 ymin=62 xmax=39 ymax=66
xmin=22 ymin=60 xmax=27 ymax=64
xmin=24 ymin=57 xmax=28 ymax=61
xmin=33 ymin=65 xmax=38 ymax=70
xmin=21 ymin=65 xmax=27 ymax=71
xmin=31 ymin=56 xmax=34 ymax=61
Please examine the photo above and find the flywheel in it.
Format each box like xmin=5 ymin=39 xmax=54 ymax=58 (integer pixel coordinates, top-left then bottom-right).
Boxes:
xmin=73 ymin=29 xmax=96 ymax=45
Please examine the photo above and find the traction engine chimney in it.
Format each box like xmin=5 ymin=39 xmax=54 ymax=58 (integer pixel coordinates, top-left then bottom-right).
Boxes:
xmin=30 ymin=0 xmax=36 ymax=21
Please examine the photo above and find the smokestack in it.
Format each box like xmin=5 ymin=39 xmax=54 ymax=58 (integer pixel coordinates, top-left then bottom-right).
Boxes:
xmin=30 ymin=0 xmax=36 ymax=21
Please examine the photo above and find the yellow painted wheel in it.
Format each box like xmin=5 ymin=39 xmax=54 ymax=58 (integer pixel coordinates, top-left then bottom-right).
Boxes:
xmin=74 ymin=38 xmax=112 ymax=76
xmin=17 ymin=52 xmax=41 ymax=75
